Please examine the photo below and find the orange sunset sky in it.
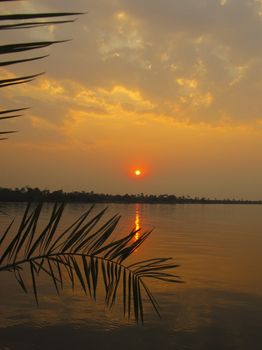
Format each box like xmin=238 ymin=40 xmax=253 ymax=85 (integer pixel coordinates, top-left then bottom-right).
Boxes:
xmin=1 ymin=0 xmax=262 ymax=199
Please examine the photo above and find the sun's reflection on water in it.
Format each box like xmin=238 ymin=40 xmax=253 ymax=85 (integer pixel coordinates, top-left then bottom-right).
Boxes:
xmin=135 ymin=204 xmax=141 ymax=241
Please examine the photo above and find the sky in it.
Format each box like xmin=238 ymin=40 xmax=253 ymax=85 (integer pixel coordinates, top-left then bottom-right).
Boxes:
xmin=1 ymin=0 xmax=262 ymax=199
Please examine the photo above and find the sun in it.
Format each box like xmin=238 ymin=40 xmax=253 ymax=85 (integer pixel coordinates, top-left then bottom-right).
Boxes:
xmin=127 ymin=165 xmax=147 ymax=179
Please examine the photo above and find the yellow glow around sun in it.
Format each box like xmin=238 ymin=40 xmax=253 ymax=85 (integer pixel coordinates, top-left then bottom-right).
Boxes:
xmin=135 ymin=169 xmax=141 ymax=176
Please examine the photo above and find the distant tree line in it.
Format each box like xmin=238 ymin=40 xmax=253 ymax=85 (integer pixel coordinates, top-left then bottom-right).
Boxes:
xmin=0 ymin=187 xmax=261 ymax=204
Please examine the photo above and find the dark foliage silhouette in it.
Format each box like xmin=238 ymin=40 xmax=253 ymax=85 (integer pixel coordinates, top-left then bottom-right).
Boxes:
xmin=0 ymin=203 xmax=181 ymax=322
xmin=0 ymin=187 xmax=260 ymax=205
xmin=0 ymin=0 xmax=82 ymax=139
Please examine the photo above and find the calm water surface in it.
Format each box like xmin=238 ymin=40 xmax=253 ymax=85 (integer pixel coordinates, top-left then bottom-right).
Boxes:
xmin=0 ymin=203 xmax=262 ymax=350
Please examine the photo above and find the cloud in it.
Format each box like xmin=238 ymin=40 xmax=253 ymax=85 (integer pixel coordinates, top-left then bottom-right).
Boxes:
xmin=3 ymin=0 xmax=262 ymax=131
xmin=59 ymin=0 xmax=262 ymax=125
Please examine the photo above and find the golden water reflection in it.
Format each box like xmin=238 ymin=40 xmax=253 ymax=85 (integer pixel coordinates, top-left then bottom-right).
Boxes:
xmin=134 ymin=204 xmax=141 ymax=241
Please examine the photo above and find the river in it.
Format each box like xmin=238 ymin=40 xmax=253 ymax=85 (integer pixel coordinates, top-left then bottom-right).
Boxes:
xmin=0 ymin=203 xmax=262 ymax=349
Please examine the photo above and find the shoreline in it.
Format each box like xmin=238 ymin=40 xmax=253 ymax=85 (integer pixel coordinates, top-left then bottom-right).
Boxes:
xmin=1 ymin=188 xmax=261 ymax=205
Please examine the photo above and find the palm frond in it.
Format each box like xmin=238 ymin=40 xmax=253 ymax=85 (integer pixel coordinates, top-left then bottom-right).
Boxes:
xmin=0 ymin=130 xmax=17 ymax=136
xmin=0 ymin=108 xmax=29 ymax=115
xmin=0 ymin=72 xmax=44 ymax=88
xmin=0 ymin=109 xmax=27 ymax=139
xmin=0 ymin=40 xmax=70 ymax=55
xmin=0 ymin=20 xmax=76 ymax=30
xmin=0 ymin=5 xmax=83 ymax=140
xmin=0 ymin=203 xmax=182 ymax=323
xmin=0 ymin=12 xmax=83 ymax=21
xmin=0 ymin=114 xmax=21 ymax=120
xmin=0 ymin=55 xmax=49 ymax=67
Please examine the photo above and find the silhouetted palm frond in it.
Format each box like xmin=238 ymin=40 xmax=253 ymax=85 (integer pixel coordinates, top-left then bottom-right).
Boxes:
xmin=0 ymin=55 xmax=49 ymax=67
xmin=0 ymin=72 xmax=44 ymax=88
xmin=0 ymin=3 xmax=83 ymax=140
xmin=0 ymin=40 xmax=70 ymax=55
xmin=0 ymin=108 xmax=28 ymax=137
xmin=0 ymin=12 xmax=83 ymax=21
xmin=0 ymin=203 xmax=182 ymax=322
xmin=0 ymin=107 xmax=28 ymax=120
xmin=0 ymin=20 xmax=76 ymax=30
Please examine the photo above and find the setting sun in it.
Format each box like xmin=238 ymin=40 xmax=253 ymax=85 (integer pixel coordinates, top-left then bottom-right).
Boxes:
xmin=127 ymin=164 xmax=149 ymax=179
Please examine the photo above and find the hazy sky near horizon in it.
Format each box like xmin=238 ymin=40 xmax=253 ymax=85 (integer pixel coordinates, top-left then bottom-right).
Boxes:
xmin=1 ymin=0 xmax=262 ymax=199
